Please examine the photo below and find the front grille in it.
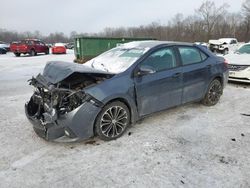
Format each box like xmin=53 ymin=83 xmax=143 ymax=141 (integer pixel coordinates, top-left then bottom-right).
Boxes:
xmin=228 ymin=64 xmax=249 ymax=71
xmin=229 ymin=77 xmax=250 ymax=81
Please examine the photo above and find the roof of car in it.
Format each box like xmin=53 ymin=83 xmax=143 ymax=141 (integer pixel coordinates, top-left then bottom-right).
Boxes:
xmin=23 ymin=39 xmax=41 ymax=41
xmin=120 ymin=40 xmax=193 ymax=49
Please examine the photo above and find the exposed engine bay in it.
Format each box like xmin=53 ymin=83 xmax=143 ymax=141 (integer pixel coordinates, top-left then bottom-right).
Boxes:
xmin=27 ymin=69 xmax=113 ymax=125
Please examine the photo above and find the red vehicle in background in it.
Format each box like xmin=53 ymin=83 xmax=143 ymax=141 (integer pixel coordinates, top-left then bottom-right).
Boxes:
xmin=52 ymin=43 xmax=66 ymax=54
xmin=10 ymin=39 xmax=49 ymax=57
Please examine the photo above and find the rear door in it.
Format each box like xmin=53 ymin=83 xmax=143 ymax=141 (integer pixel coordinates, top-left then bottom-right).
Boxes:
xmin=134 ymin=47 xmax=183 ymax=116
xmin=39 ymin=42 xmax=47 ymax=52
xmin=34 ymin=41 xmax=42 ymax=52
xmin=177 ymin=46 xmax=210 ymax=103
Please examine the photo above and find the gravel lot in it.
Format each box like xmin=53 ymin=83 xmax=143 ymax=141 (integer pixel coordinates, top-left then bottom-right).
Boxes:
xmin=0 ymin=51 xmax=250 ymax=188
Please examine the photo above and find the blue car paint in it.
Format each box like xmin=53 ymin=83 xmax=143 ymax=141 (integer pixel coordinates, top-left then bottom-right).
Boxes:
xmin=86 ymin=43 xmax=227 ymax=117
xmin=25 ymin=42 xmax=228 ymax=141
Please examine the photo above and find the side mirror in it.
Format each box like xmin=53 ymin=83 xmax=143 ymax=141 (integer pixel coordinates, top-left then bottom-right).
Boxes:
xmin=136 ymin=65 xmax=156 ymax=76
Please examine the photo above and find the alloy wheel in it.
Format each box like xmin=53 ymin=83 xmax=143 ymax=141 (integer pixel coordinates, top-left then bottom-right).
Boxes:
xmin=100 ymin=106 xmax=128 ymax=138
xmin=207 ymin=81 xmax=222 ymax=105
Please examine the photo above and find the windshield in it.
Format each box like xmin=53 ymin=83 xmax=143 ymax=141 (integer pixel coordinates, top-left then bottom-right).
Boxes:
xmin=237 ymin=44 xmax=250 ymax=54
xmin=85 ymin=47 xmax=149 ymax=73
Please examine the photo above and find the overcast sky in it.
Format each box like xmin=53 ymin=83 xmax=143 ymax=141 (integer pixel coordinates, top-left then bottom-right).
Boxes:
xmin=0 ymin=0 xmax=244 ymax=35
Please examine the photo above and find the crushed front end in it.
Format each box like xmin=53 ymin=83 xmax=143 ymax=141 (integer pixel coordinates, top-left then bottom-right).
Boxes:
xmin=25 ymin=73 xmax=105 ymax=142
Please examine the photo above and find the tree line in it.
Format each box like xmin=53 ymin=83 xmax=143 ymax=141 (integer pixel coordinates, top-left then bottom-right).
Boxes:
xmin=1 ymin=0 xmax=250 ymax=43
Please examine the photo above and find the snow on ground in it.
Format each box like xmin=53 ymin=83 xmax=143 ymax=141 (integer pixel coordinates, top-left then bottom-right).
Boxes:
xmin=0 ymin=51 xmax=250 ymax=188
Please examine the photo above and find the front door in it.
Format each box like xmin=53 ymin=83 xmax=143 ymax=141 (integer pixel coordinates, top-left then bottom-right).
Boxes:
xmin=134 ymin=47 xmax=183 ymax=116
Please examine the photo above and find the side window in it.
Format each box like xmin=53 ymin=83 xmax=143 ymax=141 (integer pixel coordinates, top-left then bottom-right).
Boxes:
xmin=140 ymin=48 xmax=177 ymax=72
xmin=26 ymin=40 xmax=33 ymax=45
xmin=200 ymin=51 xmax=208 ymax=61
xmin=178 ymin=47 xmax=206 ymax=65
xmin=231 ymin=40 xmax=237 ymax=44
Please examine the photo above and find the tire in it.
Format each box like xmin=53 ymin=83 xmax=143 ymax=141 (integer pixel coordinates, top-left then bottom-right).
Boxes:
xmin=14 ymin=52 xmax=20 ymax=57
xmin=95 ymin=101 xmax=130 ymax=141
xmin=45 ymin=49 xmax=49 ymax=55
xmin=30 ymin=49 xmax=36 ymax=56
xmin=202 ymin=79 xmax=223 ymax=106
xmin=223 ymin=48 xmax=229 ymax=55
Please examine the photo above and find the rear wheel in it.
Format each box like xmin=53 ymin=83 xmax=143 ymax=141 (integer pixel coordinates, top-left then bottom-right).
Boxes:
xmin=202 ymin=79 xmax=222 ymax=106
xmin=45 ymin=49 xmax=49 ymax=55
xmin=95 ymin=101 xmax=130 ymax=141
xmin=14 ymin=52 xmax=20 ymax=57
xmin=30 ymin=49 xmax=36 ymax=56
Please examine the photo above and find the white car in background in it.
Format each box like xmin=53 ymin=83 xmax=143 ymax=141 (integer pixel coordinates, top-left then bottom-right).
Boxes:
xmin=208 ymin=38 xmax=238 ymax=55
xmin=0 ymin=41 xmax=10 ymax=51
xmin=225 ymin=43 xmax=250 ymax=83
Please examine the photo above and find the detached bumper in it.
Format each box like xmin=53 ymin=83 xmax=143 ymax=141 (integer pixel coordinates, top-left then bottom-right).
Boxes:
xmin=25 ymin=101 xmax=102 ymax=142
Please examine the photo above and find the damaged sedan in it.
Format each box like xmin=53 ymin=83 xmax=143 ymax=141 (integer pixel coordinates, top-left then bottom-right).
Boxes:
xmin=25 ymin=41 xmax=228 ymax=142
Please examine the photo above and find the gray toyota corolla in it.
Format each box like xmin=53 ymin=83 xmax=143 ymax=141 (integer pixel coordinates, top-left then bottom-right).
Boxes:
xmin=25 ymin=41 xmax=228 ymax=142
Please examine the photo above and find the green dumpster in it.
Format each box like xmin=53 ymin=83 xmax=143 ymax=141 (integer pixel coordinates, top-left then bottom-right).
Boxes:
xmin=74 ymin=36 xmax=155 ymax=63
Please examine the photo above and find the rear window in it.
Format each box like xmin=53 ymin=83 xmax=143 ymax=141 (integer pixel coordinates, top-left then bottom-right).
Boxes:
xmin=178 ymin=47 xmax=207 ymax=65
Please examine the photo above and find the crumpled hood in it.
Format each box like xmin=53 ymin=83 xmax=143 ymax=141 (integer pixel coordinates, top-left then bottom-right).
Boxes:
xmin=224 ymin=54 xmax=250 ymax=65
xmin=43 ymin=61 xmax=114 ymax=84
xmin=209 ymin=40 xmax=223 ymax=45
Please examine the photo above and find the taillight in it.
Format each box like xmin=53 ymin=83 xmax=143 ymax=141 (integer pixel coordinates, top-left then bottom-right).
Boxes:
xmin=224 ymin=59 xmax=228 ymax=68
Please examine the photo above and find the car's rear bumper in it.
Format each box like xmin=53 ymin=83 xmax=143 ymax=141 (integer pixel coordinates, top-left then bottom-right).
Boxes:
xmin=52 ymin=48 xmax=66 ymax=54
xmin=25 ymin=100 xmax=102 ymax=142
xmin=52 ymin=51 xmax=66 ymax=54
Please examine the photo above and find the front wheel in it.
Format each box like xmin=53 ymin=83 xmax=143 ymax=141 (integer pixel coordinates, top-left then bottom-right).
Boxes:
xmin=30 ymin=49 xmax=36 ymax=56
xmin=95 ymin=101 xmax=130 ymax=141
xmin=202 ymin=79 xmax=223 ymax=106
xmin=14 ymin=52 xmax=20 ymax=57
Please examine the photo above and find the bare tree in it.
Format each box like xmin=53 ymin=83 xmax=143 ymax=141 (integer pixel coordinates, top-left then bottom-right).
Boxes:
xmin=196 ymin=1 xmax=229 ymax=40
xmin=242 ymin=0 xmax=250 ymax=41
xmin=171 ymin=14 xmax=184 ymax=41
xmin=70 ymin=31 xmax=78 ymax=40
xmin=225 ymin=13 xmax=242 ymax=37
xmin=2 ymin=1 xmax=250 ymax=43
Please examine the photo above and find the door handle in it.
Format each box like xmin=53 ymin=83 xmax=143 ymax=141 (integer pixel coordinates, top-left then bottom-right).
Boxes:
xmin=172 ymin=72 xmax=182 ymax=78
xmin=206 ymin=65 xmax=212 ymax=68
